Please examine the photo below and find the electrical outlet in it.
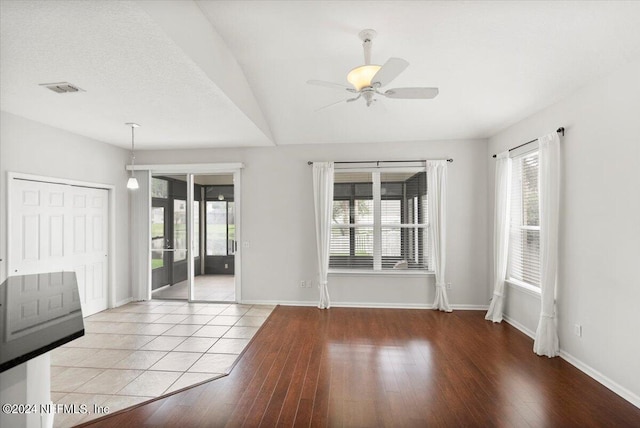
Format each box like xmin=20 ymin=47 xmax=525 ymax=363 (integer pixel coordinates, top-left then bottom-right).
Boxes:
xmin=574 ymin=324 xmax=582 ymax=337
xmin=307 ymin=280 xmax=313 ymax=288
xmin=446 ymin=282 xmax=452 ymax=290
xmin=300 ymin=280 xmax=306 ymax=288
xmin=224 ymin=263 xmax=228 ymax=269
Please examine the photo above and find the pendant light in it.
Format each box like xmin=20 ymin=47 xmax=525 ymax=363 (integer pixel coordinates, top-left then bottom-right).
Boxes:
xmin=126 ymin=122 xmax=140 ymax=190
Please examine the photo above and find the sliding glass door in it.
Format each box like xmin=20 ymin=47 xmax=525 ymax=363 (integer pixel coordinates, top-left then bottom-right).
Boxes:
xmin=150 ymin=171 xmax=240 ymax=303
xmin=151 ymin=175 xmax=190 ymax=298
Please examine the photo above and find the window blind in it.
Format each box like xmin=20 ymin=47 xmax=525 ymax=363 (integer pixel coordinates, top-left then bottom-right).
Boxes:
xmin=508 ymin=152 xmax=541 ymax=287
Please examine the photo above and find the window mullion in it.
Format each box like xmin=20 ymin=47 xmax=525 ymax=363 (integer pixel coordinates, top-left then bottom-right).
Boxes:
xmin=373 ymin=172 xmax=382 ymax=270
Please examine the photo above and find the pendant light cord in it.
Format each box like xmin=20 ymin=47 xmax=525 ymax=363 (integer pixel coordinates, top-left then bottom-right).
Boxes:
xmin=130 ymin=125 xmax=136 ymax=177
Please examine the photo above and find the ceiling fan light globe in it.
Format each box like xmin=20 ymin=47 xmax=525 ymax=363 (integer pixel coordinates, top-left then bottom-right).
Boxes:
xmin=347 ymin=64 xmax=381 ymax=90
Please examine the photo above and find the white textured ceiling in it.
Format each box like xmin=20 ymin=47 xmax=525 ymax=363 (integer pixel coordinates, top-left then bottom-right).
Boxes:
xmin=200 ymin=0 xmax=640 ymax=145
xmin=2 ymin=1 xmax=640 ymax=149
xmin=0 ymin=0 xmax=273 ymax=149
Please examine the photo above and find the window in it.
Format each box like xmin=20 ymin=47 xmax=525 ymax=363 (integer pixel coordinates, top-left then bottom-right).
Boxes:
xmin=151 ymin=178 xmax=168 ymax=198
xmin=206 ymin=200 xmax=235 ymax=256
xmin=151 ymin=207 xmax=164 ymax=269
xmin=330 ymin=169 xmax=429 ymax=271
xmin=173 ymin=199 xmax=187 ymax=261
xmin=507 ymin=151 xmax=540 ymax=287
xmin=193 ymin=201 xmax=200 ymax=257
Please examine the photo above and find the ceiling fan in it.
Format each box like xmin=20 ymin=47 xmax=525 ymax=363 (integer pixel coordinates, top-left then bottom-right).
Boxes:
xmin=308 ymin=29 xmax=439 ymax=110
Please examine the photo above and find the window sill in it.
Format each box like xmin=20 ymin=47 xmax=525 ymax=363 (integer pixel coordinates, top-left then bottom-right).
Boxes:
xmin=505 ymin=278 xmax=541 ymax=298
xmin=328 ymin=269 xmax=433 ymax=277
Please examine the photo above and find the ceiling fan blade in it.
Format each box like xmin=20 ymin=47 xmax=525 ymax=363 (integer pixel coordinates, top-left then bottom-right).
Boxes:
xmin=383 ymin=87 xmax=439 ymax=99
xmin=371 ymin=58 xmax=409 ymax=87
xmin=307 ymin=80 xmax=356 ymax=93
xmin=315 ymin=99 xmax=347 ymax=112
xmin=315 ymin=94 xmax=361 ymax=112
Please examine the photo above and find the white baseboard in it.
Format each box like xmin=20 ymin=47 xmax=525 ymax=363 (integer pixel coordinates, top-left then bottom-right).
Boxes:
xmin=503 ymin=316 xmax=639 ymax=408
xmin=241 ymin=300 xmax=317 ymax=307
xmin=559 ymin=350 xmax=640 ymax=409
xmin=114 ymin=297 xmax=133 ymax=308
xmin=503 ymin=314 xmax=536 ymax=339
xmin=242 ymin=300 xmax=487 ymax=310
xmin=451 ymin=304 xmax=489 ymax=311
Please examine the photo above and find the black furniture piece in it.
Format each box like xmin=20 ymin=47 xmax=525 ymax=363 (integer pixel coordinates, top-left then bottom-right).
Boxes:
xmin=0 ymin=272 xmax=84 ymax=373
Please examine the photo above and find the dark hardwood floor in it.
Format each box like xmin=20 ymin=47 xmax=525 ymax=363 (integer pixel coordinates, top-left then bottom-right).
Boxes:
xmin=84 ymin=306 xmax=640 ymax=427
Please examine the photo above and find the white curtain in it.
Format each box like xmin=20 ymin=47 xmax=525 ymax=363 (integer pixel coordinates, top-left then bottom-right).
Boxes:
xmin=485 ymin=152 xmax=512 ymax=322
xmin=533 ymin=132 xmax=561 ymax=357
xmin=427 ymin=161 xmax=452 ymax=312
xmin=312 ymin=162 xmax=334 ymax=309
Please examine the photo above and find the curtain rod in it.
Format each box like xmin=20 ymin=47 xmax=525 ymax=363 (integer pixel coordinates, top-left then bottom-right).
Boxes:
xmin=492 ymin=127 xmax=564 ymax=158
xmin=307 ymin=159 xmax=453 ymax=166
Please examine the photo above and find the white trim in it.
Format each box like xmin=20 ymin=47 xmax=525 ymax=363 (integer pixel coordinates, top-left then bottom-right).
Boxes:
xmin=334 ymin=165 xmax=426 ymax=173
xmin=6 ymin=172 xmax=116 ymax=311
xmin=559 ymin=350 xmax=640 ymax=408
xmin=115 ymin=297 xmax=133 ymax=307
xmin=187 ymin=174 xmax=194 ymax=301
xmin=108 ymin=183 xmax=117 ymax=308
xmin=503 ymin=314 xmax=640 ymax=408
xmin=503 ymin=314 xmax=536 ymax=338
xmin=144 ymin=170 xmax=152 ymax=301
xmin=144 ymin=165 xmax=242 ymax=304
xmin=505 ymin=278 xmax=541 ymax=298
xmin=7 ymin=172 xmax=114 ymax=190
xmin=333 ymin=301 xmax=433 ymax=309
xmin=372 ymin=172 xmax=382 ymax=270
xmin=241 ymin=300 xmax=487 ymax=310
xmin=233 ymin=170 xmax=242 ymax=303
xmin=510 ymin=142 xmax=539 ymax=159
xmin=127 ymin=163 xmax=244 ymax=173
xmin=242 ymin=300 xmax=317 ymax=307
xmin=328 ymin=270 xmax=433 ymax=276
xmin=450 ymin=304 xmax=490 ymax=310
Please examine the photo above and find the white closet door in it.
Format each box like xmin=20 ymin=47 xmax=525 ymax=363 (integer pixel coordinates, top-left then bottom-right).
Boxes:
xmin=9 ymin=179 xmax=109 ymax=317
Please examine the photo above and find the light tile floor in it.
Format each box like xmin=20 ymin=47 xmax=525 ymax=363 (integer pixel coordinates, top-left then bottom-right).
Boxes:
xmin=50 ymin=301 xmax=273 ymax=427
xmin=152 ymin=275 xmax=235 ymax=301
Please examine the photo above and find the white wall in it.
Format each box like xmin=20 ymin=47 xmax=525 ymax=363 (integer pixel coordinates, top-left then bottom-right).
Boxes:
xmin=487 ymin=59 xmax=640 ymax=404
xmin=0 ymin=111 xmax=132 ymax=304
xmin=136 ymin=139 xmax=489 ymax=308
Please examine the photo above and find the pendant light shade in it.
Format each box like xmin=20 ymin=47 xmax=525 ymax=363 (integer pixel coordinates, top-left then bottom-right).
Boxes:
xmin=127 ymin=177 xmax=139 ymax=189
xmin=126 ymin=122 xmax=140 ymax=190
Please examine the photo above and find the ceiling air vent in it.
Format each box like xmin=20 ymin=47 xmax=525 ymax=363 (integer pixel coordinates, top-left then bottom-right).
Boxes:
xmin=39 ymin=82 xmax=85 ymax=94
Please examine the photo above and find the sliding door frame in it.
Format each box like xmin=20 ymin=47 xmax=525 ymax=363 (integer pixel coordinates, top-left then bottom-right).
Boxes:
xmin=127 ymin=163 xmax=243 ymax=303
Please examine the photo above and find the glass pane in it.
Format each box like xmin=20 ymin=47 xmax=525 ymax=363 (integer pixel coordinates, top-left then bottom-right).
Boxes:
xmin=330 ymin=227 xmax=350 ymax=255
xmin=228 ymin=202 xmax=235 ymax=254
xmin=355 ymin=200 xmax=373 ymax=224
xmin=193 ymin=201 xmax=200 ymax=257
xmin=522 ymin=153 xmax=539 ymax=226
xmin=381 ymin=182 xmax=403 ymax=197
xmin=332 ymin=200 xmax=349 ymax=225
xmin=512 ymin=153 xmax=539 ymax=227
xmin=381 ymin=227 xmax=401 ymax=257
xmin=508 ymin=227 xmax=541 ymax=287
xmin=151 ymin=207 xmax=164 ymax=269
xmin=174 ymin=199 xmax=187 ymax=261
xmin=381 ymin=200 xmax=401 ymax=224
xmin=207 ymin=201 xmax=227 ymax=256
xmin=355 ymin=227 xmax=373 ymax=255
xmin=151 ymin=178 xmax=168 ymax=198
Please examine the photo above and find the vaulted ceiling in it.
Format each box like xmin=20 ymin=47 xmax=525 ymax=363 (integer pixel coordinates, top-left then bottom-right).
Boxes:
xmin=2 ymin=1 xmax=640 ymax=149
